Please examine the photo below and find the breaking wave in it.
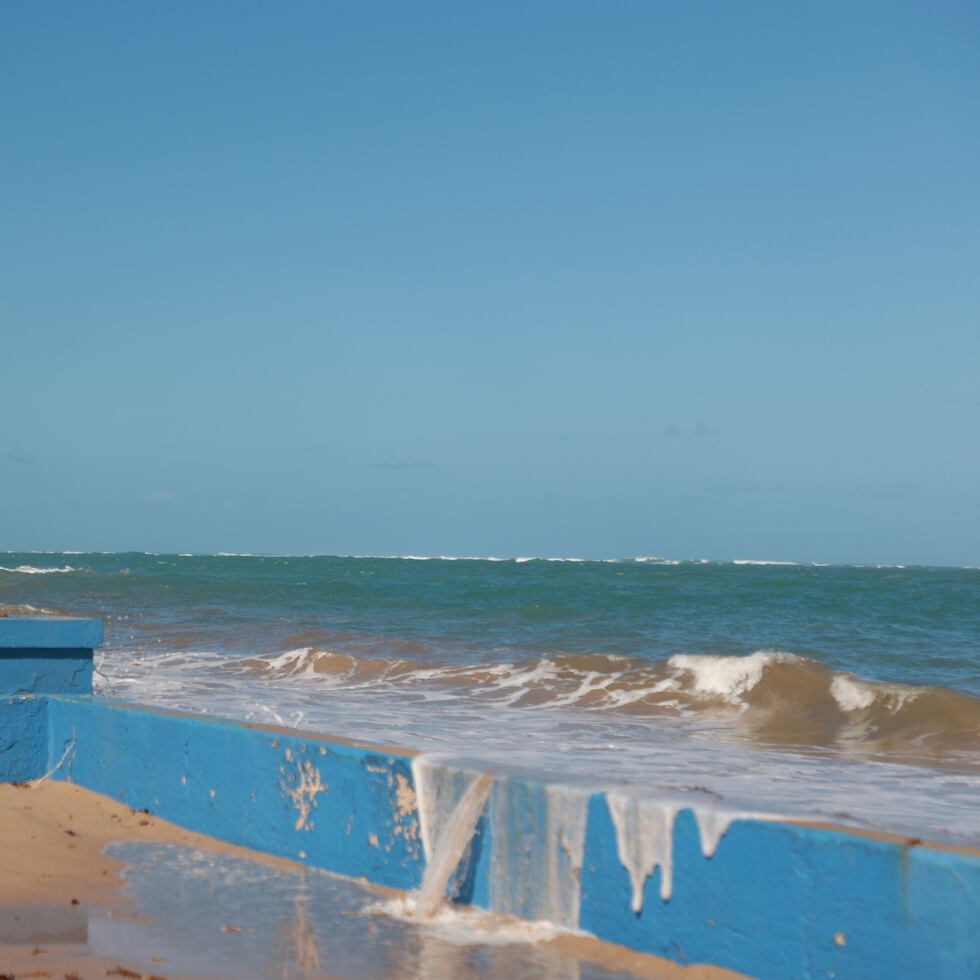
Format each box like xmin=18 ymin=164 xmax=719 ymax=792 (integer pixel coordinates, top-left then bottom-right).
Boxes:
xmin=0 ymin=602 xmax=61 ymax=616
xmin=0 ymin=564 xmax=77 ymax=575
xmin=230 ymin=648 xmax=980 ymax=764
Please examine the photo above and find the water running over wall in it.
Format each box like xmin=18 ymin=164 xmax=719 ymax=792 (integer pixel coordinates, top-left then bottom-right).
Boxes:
xmin=410 ymin=756 xmax=773 ymax=927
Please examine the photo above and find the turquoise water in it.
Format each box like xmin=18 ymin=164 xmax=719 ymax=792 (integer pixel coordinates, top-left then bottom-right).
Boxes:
xmin=3 ymin=552 xmax=977 ymax=688
xmin=2 ymin=553 xmax=979 ymax=841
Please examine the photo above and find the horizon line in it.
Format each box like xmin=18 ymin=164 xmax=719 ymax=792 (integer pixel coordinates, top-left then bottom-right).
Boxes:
xmin=1 ymin=550 xmax=976 ymax=571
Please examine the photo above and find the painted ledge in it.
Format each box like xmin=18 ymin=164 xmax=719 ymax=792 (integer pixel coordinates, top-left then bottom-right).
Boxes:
xmin=0 ymin=617 xmax=103 ymax=650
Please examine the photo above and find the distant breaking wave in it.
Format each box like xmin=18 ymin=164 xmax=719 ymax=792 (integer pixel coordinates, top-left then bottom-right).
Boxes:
xmin=230 ymin=648 xmax=980 ymax=767
xmin=731 ymin=559 xmax=798 ymax=566
xmin=0 ymin=564 xmax=77 ymax=575
xmin=0 ymin=550 xmax=947 ymax=568
xmin=339 ymin=555 xmax=833 ymax=566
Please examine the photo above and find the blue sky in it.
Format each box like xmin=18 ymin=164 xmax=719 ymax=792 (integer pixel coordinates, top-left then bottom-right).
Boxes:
xmin=2 ymin=2 xmax=978 ymax=564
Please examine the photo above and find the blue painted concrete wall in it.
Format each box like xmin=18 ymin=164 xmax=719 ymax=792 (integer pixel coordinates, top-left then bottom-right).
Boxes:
xmin=45 ymin=697 xmax=424 ymax=891
xmin=579 ymin=796 xmax=979 ymax=980
xmin=0 ymin=695 xmax=47 ymax=782
xmin=0 ymin=650 xmax=93 ymax=695
xmin=0 ymin=618 xmax=100 ymax=695
xmin=0 ymin=621 xmax=978 ymax=978
xmin=39 ymin=697 xmax=980 ymax=979
xmin=0 ymin=618 xmax=102 ymax=650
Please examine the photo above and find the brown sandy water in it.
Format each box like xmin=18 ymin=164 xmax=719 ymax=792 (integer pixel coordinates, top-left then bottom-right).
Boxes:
xmin=235 ymin=647 xmax=980 ymax=767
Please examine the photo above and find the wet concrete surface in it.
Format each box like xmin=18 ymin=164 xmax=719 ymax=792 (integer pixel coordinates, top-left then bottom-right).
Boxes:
xmin=1 ymin=842 xmax=648 ymax=979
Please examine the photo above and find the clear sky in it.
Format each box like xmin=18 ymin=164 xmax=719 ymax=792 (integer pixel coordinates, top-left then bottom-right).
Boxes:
xmin=2 ymin=2 xmax=978 ymax=564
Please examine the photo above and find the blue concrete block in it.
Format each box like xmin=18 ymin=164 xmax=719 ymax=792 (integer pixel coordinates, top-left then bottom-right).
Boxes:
xmin=0 ymin=695 xmax=47 ymax=781
xmin=0 ymin=618 xmax=103 ymax=650
xmin=0 ymin=618 xmax=101 ymax=695
xmin=0 ymin=650 xmax=93 ymax=695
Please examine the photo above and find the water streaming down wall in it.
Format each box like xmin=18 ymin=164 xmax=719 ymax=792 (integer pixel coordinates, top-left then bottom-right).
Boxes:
xmin=413 ymin=757 xmax=494 ymax=908
xmin=488 ymin=779 xmax=589 ymax=928
xmin=605 ymin=794 xmax=779 ymax=912
xmin=413 ymin=755 xmax=771 ymax=924
xmin=416 ymin=774 xmax=495 ymax=917
xmin=606 ymin=795 xmax=678 ymax=911
xmin=411 ymin=757 xmax=589 ymax=928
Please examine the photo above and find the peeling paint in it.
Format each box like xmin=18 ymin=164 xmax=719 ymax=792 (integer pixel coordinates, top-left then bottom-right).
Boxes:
xmin=283 ymin=759 xmax=327 ymax=831
xmin=391 ymin=772 xmax=421 ymax=850
xmin=394 ymin=774 xmax=416 ymax=819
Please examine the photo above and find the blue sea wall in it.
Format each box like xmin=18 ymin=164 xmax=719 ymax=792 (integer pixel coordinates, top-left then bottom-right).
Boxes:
xmin=1 ymin=618 xmax=978 ymax=979
xmin=0 ymin=617 xmax=100 ymax=697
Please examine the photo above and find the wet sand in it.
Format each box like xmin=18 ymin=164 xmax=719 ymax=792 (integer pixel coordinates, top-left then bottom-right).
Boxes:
xmin=0 ymin=782 xmax=743 ymax=979
xmin=0 ymin=782 xmax=305 ymax=909
xmin=0 ymin=781 xmax=313 ymax=979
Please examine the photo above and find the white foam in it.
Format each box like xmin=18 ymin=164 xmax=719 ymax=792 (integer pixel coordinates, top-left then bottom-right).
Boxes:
xmin=830 ymin=674 xmax=922 ymax=713
xmin=0 ymin=564 xmax=76 ymax=574
xmin=732 ymin=559 xmax=798 ymax=566
xmin=667 ymin=651 xmax=797 ymax=704
xmin=368 ymin=895 xmax=568 ymax=945
xmin=830 ymin=675 xmax=876 ymax=711
xmin=260 ymin=648 xmax=321 ymax=679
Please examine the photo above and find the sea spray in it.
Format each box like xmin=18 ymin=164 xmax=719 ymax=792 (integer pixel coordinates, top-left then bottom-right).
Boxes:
xmin=416 ymin=773 xmax=495 ymax=917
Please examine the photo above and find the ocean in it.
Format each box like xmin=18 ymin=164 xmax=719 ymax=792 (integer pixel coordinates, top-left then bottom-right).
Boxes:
xmin=2 ymin=552 xmax=978 ymax=844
